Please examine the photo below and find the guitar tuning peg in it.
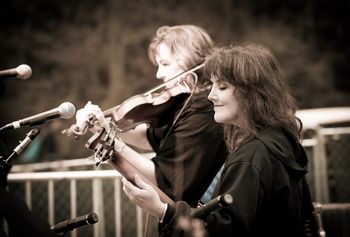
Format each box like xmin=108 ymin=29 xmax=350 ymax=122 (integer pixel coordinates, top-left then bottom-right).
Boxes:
xmin=101 ymin=149 xmax=108 ymax=159
xmin=94 ymin=143 xmax=103 ymax=153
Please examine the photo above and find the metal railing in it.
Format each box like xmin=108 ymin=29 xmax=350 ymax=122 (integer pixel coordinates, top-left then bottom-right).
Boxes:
xmin=6 ymin=125 xmax=350 ymax=236
xmin=301 ymin=126 xmax=350 ymax=203
xmin=8 ymin=169 xmax=145 ymax=237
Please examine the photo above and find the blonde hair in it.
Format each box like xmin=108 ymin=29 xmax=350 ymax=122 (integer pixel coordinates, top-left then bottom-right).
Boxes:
xmin=148 ymin=25 xmax=213 ymax=71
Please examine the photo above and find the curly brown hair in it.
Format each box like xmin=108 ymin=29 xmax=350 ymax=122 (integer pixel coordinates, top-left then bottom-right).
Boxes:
xmin=204 ymin=42 xmax=302 ymax=151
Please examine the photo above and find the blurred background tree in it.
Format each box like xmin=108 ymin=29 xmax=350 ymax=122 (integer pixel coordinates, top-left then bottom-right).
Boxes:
xmin=0 ymin=0 xmax=349 ymax=161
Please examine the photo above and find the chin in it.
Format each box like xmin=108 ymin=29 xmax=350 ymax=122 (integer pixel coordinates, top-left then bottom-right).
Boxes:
xmin=214 ymin=115 xmax=226 ymax=124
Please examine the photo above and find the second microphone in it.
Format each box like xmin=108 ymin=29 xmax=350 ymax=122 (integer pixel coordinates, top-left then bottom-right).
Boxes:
xmin=0 ymin=102 xmax=76 ymax=131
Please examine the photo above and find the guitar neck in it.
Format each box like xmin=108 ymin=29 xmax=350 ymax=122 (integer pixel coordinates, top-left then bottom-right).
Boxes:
xmin=85 ymin=125 xmax=174 ymax=205
xmin=108 ymin=153 xmax=175 ymax=205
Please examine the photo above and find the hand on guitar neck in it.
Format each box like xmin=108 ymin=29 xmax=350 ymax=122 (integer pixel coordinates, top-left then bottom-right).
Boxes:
xmin=63 ymin=101 xmax=110 ymax=138
xmin=85 ymin=121 xmax=174 ymax=205
xmin=63 ymin=101 xmax=174 ymax=205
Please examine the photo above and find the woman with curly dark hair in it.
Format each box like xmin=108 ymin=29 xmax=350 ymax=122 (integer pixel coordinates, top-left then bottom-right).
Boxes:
xmin=122 ymin=42 xmax=314 ymax=237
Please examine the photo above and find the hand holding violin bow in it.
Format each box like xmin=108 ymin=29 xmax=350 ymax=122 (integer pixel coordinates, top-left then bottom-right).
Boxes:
xmin=60 ymin=65 xmax=203 ymax=206
xmin=62 ymin=64 xmax=202 ymax=139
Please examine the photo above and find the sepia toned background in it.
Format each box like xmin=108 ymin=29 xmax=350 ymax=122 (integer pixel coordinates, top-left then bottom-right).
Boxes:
xmin=1 ymin=2 xmax=350 ymax=236
xmin=1 ymin=0 xmax=349 ymax=161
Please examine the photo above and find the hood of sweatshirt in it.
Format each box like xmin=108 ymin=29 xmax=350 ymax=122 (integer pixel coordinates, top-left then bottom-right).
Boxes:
xmin=256 ymin=128 xmax=309 ymax=177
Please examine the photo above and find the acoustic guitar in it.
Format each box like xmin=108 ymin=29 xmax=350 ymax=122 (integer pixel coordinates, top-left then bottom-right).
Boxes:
xmin=85 ymin=122 xmax=175 ymax=205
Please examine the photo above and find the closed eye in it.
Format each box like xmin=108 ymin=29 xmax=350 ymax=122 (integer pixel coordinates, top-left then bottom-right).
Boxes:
xmin=217 ymin=81 xmax=228 ymax=90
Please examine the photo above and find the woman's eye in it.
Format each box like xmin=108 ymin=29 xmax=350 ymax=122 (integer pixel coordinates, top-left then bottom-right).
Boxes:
xmin=218 ymin=83 xmax=227 ymax=90
xmin=158 ymin=62 xmax=167 ymax=67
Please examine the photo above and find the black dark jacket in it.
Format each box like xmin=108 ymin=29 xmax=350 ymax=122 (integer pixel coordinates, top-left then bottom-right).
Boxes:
xmin=148 ymin=93 xmax=227 ymax=207
xmin=161 ymin=128 xmax=313 ymax=237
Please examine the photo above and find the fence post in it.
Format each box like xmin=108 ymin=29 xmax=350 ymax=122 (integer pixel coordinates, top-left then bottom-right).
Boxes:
xmin=313 ymin=126 xmax=330 ymax=203
xmin=93 ymin=178 xmax=105 ymax=237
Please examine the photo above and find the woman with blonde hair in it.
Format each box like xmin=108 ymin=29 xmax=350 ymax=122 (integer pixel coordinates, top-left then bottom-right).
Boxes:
xmin=75 ymin=25 xmax=227 ymax=206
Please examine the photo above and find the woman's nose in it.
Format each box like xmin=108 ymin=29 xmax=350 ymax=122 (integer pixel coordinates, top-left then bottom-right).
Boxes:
xmin=208 ymin=87 xmax=216 ymax=102
xmin=156 ymin=68 xmax=164 ymax=80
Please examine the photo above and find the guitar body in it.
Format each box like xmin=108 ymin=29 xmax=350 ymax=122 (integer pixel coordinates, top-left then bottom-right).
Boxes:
xmin=86 ymin=126 xmax=174 ymax=205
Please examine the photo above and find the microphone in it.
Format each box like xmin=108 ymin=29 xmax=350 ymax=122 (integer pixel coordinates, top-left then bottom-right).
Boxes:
xmin=5 ymin=128 xmax=40 ymax=164
xmin=0 ymin=64 xmax=32 ymax=80
xmin=50 ymin=213 xmax=99 ymax=234
xmin=191 ymin=194 xmax=233 ymax=219
xmin=0 ymin=102 xmax=76 ymax=131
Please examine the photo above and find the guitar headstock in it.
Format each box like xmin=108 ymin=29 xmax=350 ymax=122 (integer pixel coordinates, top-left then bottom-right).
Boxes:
xmin=62 ymin=113 xmax=99 ymax=139
xmin=85 ymin=122 xmax=122 ymax=166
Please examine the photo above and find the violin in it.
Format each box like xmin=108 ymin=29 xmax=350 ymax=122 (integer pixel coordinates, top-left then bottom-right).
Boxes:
xmin=62 ymin=64 xmax=203 ymax=138
xmin=61 ymin=64 xmax=203 ymax=205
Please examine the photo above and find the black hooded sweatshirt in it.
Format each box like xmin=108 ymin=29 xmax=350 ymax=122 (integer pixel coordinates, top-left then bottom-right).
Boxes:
xmin=160 ymin=128 xmax=314 ymax=237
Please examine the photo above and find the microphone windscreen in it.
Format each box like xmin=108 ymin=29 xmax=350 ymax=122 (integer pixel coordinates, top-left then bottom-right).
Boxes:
xmin=59 ymin=102 xmax=76 ymax=119
xmin=16 ymin=64 xmax=32 ymax=80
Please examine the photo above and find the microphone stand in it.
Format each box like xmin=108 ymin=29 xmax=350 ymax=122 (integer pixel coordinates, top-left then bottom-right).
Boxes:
xmin=0 ymin=157 xmax=11 ymax=188
xmin=0 ymin=128 xmax=40 ymax=188
xmin=0 ymin=128 xmax=60 ymax=237
xmin=4 ymin=128 xmax=40 ymax=164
